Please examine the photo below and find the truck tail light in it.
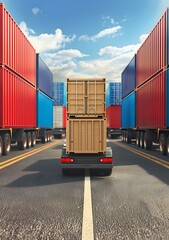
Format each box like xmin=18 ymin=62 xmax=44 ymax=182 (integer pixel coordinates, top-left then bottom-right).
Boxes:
xmin=100 ymin=157 xmax=113 ymax=163
xmin=60 ymin=157 xmax=74 ymax=163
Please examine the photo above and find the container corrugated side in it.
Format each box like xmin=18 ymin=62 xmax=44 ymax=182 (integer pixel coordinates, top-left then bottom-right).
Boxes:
xmin=137 ymin=72 xmax=165 ymax=128
xmin=122 ymin=55 xmax=136 ymax=98
xmin=0 ymin=4 xmax=36 ymax=86
xmin=36 ymin=54 xmax=53 ymax=98
xmin=67 ymin=78 xmax=105 ymax=116
xmin=106 ymin=105 xmax=121 ymax=129
xmin=37 ymin=91 xmax=53 ymax=128
xmin=63 ymin=106 xmax=66 ymax=128
xmin=0 ymin=67 xmax=36 ymax=128
xmin=106 ymin=82 xmax=122 ymax=107
xmin=53 ymin=82 xmax=66 ymax=106
xmin=122 ymin=91 xmax=136 ymax=128
xmin=53 ymin=106 xmax=63 ymax=128
xmin=136 ymin=10 xmax=166 ymax=87
xmin=66 ymin=118 xmax=106 ymax=153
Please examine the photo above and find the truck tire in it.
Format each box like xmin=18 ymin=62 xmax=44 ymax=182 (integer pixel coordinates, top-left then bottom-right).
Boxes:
xmin=136 ymin=132 xmax=140 ymax=147
xmin=144 ymin=130 xmax=152 ymax=150
xmin=126 ymin=131 xmax=132 ymax=144
xmin=159 ymin=134 xmax=167 ymax=155
xmin=18 ymin=132 xmax=27 ymax=150
xmin=31 ymin=131 xmax=36 ymax=147
xmin=140 ymin=132 xmax=144 ymax=148
xmin=3 ymin=133 xmax=11 ymax=155
xmin=62 ymin=169 xmax=71 ymax=175
xmin=101 ymin=168 xmax=112 ymax=176
xmin=27 ymin=132 xmax=32 ymax=148
xmin=167 ymin=136 xmax=169 ymax=156
xmin=41 ymin=131 xmax=48 ymax=143
xmin=0 ymin=136 xmax=3 ymax=157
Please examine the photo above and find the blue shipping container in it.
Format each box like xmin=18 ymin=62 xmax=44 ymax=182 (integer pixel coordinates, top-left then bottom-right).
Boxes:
xmin=106 ymin=82 xmax=122 ymax=107
xmin=37 ymin=91 xmax=53 ymax=128
xmin=53 ymin=82 xmax=66 ymax=106
xmin=122 ymin=55 xmax=136 ymax=99
xmin=122 ymin=91 xmax=136 ymax=128
xmin=36 ymin=54 xmax=53 ymax=98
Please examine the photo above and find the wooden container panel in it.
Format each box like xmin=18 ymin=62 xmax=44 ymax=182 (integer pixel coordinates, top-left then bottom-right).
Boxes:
xmin=66 ymin=118 xmax=106 ymax=153
xmin=67 ymin=78 xmax=105 ymax=116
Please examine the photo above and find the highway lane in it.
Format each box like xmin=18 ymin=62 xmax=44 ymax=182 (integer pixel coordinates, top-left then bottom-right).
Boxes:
xmin=0 ymin=138 xmax=169 ymax=239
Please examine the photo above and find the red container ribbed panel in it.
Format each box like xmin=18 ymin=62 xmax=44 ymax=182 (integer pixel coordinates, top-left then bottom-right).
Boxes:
xmin=106 ymin=105 xmax=121 ymax=129
xmin=0 ymin=4 xmax=36 ymax=86
xmin=136 ymin=11 xmax=166 ymax=87
xmin=0 ymin=67 xmax=36 ymax=128
xmin=136 ymin=72 xmax=165 ymax=128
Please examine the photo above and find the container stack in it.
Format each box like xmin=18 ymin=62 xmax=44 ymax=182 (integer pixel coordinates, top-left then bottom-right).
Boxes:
xmin=0 ymin=3 xmax=36 ymax=128
xmin=106 ymin=82 xmax=122 ymax=133
xmin=53 ymin=82 xmax=66 ymax=129
xmin=36 ymin=54 xmax=53 ymax=129
xmin=66 ymin=78 xmax=107 ymax=154
xmin=136 ymin=9 xmax=168 ymax=129
xmin=121 ymin=55 xmax=136 ymax=129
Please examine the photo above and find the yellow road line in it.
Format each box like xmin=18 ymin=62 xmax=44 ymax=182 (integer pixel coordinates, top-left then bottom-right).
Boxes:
xmin=114 ymin=142 xmax=169 ymax=169
xmin=0 ymin=140 xmax=60 ymax=170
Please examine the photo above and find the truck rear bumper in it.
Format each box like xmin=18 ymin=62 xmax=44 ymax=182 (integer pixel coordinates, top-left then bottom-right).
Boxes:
xmin=60 ymin=146 xmax=113 ymax=169
xmin=60 ymin=163 xmax=113 ymax=169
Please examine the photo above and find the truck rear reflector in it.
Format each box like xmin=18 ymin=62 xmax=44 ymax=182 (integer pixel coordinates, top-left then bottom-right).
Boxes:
xmin=100 ymin=158 xmax=113 ymax=163
xmin=60 ymin=157 xmax=74 ymax=163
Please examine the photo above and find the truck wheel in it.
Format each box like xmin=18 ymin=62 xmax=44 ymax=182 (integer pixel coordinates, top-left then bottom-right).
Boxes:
xmin=136 ymin=132 xmax=140 ymax=147
xmin=167 ymin=136 xmax=169 ymax=156
xmin=140 ymin=132 xmax=144 ymax=148
xmin=27 ymin=132 xmax=32 ymax=148
xmin=31 ymin=132 xmax=36 ymax=147
xmin=3 ymin=133 xmax=11 ymax=155
xmin=41 ymin=131 xmax=47 ymax=143
xmin=144 ymin=131 xmax=152 ymax=150
xmin=159 ymin=134 xmax=167 ymax=155
xmin=126 ymin=131 xmax=132 ymax=144
xmin=102 ymin=168 xmax=112 ymax=176
xmin=62 ymin=169 xmax=71 ymax=175
xmin=18 ymin=132 xmax=27 ymax=150
xmin=0 ymin=136 xmax=3 ymax=157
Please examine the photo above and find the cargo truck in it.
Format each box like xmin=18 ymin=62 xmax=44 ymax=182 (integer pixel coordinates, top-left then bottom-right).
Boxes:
xmin=0 ymin=4 xmax=53 ymax=158
xmin=121 ymin=9 xmax=169 ymax=156
xmin=60 ymin=78 xmax=113 ymax=176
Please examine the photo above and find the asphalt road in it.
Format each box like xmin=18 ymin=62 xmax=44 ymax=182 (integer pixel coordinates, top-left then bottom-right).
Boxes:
xmin=0 ymin=138 xmax=169 ymax=240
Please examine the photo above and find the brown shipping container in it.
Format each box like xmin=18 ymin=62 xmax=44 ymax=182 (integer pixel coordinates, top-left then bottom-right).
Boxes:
xmin=66 ymin=118 xmax=107 ymax=153
xmin=136 ymin=10 xmax=166 ymax=87
xmin=136 ymin=71 xmax=165 ymax=128
xmin=0 ymin=67 xmax=36 ymax=128
xmin=67 ymin=78 xmax=105 ymax=116
xmin=0 ymin=4 xmax=36 ymax=86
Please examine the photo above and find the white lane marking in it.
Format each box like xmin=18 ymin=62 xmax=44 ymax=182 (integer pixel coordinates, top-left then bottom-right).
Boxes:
xmin=82 ymin=170 xmax=94 ymax=240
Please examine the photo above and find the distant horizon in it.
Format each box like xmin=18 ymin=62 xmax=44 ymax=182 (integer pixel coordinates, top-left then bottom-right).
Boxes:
xmin=1 ymin=0 xmax=169 ymax=82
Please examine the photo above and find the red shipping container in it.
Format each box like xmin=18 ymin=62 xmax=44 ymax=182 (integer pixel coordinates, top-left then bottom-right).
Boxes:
xmin=0 ymin=67 xmax=36 ymax=128
xmin=136 ymin=11 xmax=166 ymax=87
xmin=63 ymin=106 xmax=67 ymax=128
xmin=136 ymin=72 xmax=165 ymax=128
xmin=0 ymin=4 xmax=36 ymax=86
xmin=106 ymin=105 xmax=121 ymax=129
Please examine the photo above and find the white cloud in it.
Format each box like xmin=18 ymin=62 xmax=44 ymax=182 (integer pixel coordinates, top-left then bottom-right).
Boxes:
xmin=139 ymin=34 xmax=148 ymax=43
xmin=79 ymin=26 xmax=121 ymax=41
xmin=32 ymin=7 xmax=41 ymax=15
xmin=19 ymin=21 xmax=76 ymax=53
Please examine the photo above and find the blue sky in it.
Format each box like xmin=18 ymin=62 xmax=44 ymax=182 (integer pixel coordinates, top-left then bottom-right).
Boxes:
xmin=1 ymin=0 xmax=169 ymax=82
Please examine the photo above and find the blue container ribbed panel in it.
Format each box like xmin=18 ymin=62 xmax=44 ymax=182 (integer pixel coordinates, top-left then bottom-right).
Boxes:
xmin=53 ymin=82 xmax=66 ymax=106
xmin=122 ymin=91 xmax=136 ymax=128
xmin=37 ymin=91 xmax=53 ymax=128
xmin=122 ymin=55 xmax=136 ymax=99
xmin=106 ymin=82 xmax=122 ymax=107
